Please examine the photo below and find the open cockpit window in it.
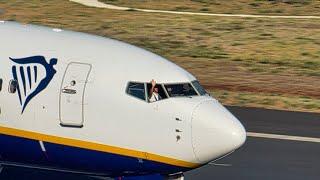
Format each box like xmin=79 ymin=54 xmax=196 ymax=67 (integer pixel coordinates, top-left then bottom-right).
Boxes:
xmin=126 ymin=82 xmax=146 ymax=101
xmin=147 ymin=83 xmax=168 ymax=102
xmin=192 ymin=80 xmax=207 ymax=96
xmin=164 ymin=83 xmax=197 ymax=97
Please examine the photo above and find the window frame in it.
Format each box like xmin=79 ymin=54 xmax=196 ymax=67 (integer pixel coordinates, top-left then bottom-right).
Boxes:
xmin=126 ymin=81 xmax=148 ymax=102
xmin=161 ymin=84 xmax=170 ymax=99
xmin=191 ymin=80 xmax=208 ymax=96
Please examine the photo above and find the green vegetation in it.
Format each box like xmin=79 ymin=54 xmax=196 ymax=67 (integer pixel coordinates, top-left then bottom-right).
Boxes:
xmin=0 ymin=0 xmax=319 ymax=112
xmin=99 ymin=0 xmax=320 ymax=15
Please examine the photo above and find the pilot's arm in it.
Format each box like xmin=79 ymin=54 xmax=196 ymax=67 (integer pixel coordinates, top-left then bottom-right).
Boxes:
xmin=149 ymin=79 xmax=156 ymax=98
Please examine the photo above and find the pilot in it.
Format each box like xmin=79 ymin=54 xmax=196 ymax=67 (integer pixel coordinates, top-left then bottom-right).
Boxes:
xmin=149 ymin=79 xmax=162 ymax=102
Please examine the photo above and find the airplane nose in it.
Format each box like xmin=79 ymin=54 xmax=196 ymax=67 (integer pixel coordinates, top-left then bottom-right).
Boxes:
xmin=191 ymin=100 xmax=246 ymax=163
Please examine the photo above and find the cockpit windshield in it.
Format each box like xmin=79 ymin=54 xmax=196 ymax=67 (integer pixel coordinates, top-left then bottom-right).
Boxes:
xmin=164 ymin=83 xmax=198 ymax=97
xmin=126 ymin=81 xmax=208 ymax=102
xmin=192 ymin=80 xmax=207 ymax=96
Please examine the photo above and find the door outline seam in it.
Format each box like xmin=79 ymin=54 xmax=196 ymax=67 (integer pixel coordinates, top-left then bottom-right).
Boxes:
xmin=59 ymin=62 xmax=92 ymax=128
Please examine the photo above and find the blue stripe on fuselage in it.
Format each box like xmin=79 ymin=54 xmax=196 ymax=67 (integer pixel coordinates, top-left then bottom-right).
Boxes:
xmin=0 ymin=134 xmax=189 ymax=177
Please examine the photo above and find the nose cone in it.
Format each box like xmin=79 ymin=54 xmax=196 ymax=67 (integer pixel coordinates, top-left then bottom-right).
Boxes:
xmin=191 ymin=100 xmax=246 ymax=163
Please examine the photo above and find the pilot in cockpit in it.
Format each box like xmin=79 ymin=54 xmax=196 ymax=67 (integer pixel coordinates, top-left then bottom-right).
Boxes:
xmin=149 ymin=79 xmax=162 ymax=102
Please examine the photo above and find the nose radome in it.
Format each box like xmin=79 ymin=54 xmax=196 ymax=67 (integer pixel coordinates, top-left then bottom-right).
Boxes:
xmin=191 ymin=100 xmax=246 ymax=164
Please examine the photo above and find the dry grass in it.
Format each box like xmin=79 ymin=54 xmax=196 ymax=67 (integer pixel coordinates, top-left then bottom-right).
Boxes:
xmin=212 ymin=90 xmax=320 ymax=113
xmin=0 ymin=0 xmax=319 ymax=112
xmin=100 ymin=0 xmax=320 ymax=16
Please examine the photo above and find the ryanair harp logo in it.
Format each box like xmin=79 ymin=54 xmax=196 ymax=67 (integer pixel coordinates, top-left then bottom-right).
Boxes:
xmin=10 ymin=56 xmax=57 ymax=114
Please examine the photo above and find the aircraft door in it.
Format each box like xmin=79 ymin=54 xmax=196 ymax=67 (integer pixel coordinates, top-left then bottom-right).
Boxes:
xmin=59 ymin=62 xmax=91 ymax=127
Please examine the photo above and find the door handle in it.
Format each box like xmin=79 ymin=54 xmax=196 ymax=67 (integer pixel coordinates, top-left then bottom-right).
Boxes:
xmin=62 ymin=88 xmax=76 ymax=94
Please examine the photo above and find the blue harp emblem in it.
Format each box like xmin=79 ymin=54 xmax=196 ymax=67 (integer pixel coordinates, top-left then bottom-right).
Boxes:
xmin=10 ymin=56 xmax=57 ymax=114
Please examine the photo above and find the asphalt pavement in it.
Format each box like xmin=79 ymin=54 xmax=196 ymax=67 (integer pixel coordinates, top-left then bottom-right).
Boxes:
xmin=185 ymin=137 xmax=320 ymax=180
xmin=228 ymin=106 xmax=320 ymax=138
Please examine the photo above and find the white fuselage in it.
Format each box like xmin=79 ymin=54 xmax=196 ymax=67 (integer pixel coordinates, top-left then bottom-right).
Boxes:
xmin=0 ymin=22 xmax=246 ymax=177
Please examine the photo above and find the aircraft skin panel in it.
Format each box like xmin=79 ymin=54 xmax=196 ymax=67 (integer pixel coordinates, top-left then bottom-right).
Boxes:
xmin=0 ymin=133 xmax=190 ymax=177
xmin=0 ymin=21 xmax=199 ymax=164
xmin=115 ymin=174 xmax=164 ymax=180
xmin=0 ymin=133 xmax=48 ymax=166
xmin=0 ymin=21 xmax=247 ymax=178
xmin=0 ymin=125 xmax=198 ymax=169
xmin=0 ymin=22 xmax=196 ymax=84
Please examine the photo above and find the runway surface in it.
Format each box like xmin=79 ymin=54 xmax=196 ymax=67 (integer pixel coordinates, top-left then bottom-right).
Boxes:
xmin=186 ymin=137 xmax=320 ymax=180
xmin=0 ymin=106 xmax=319 ymax=180
xmin=229 ymin=106 xmax=320 ymax=138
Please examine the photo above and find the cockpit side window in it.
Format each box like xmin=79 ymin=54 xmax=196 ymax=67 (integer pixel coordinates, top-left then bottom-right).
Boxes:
xmin=192 ymin=81 xmax=207 ymax=96
xmin=0 ymin=79 xmax=2 ymax=92
xmin=147 ymin=83 xmax=168 ymax=102
xmin=126 ymin=82 xmax=146 ymax=101
xmin=164 ymin=83 xmax=197 ymax=97
xmin=8 ymin=79 xmax=18 ymax=94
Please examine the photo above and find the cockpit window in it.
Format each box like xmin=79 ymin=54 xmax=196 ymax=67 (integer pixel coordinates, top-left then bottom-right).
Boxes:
xmin=8 ymin=79 xmax=18 ymax=94
xmin=0 ymin=79 xmax=2 ymax=92
xmin=126 ymin=81 xmax=207 ymax=101
xmin=192 ymin=81 xmax=207 ymax=96
xmin=164 ymin=83 xmax=198 ymax=97
xmin=126 ymin=82 xmax=146 ymax=101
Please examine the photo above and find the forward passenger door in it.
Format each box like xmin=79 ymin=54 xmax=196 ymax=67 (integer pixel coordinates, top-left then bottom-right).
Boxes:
xmin=59 ymin=62 xmax=91 ymax=128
